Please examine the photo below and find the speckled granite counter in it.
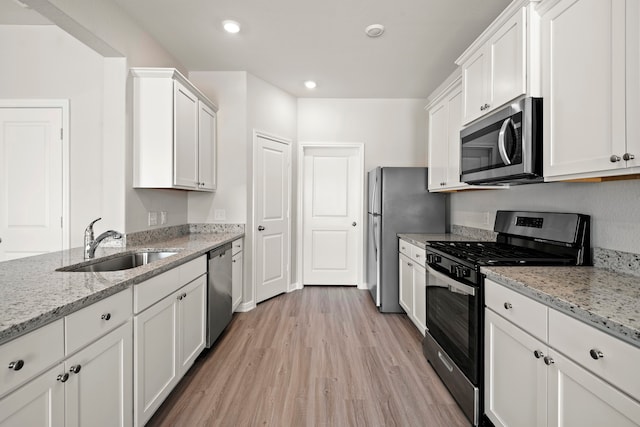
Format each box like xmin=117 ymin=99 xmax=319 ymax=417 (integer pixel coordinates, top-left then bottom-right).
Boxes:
xmin=0 ymin=232 xmax=243 ymax=346
xmin=482 ymin=266 xmax=640 ymax=348
xmin=397 ymin=233 xmax=487 ymax=249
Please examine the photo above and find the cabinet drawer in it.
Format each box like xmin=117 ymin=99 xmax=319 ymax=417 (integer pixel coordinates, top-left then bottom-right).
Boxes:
xmin=410 ymin=245 xmax=426 ymax=267
xmin=485 ymin=279 xmax=548 ymax=342
xmin=549 ymin=309 xmax=640 ymax=401
xmin=65 ymin=288 xmax=132 ymax=355
xmin=399 ymin=240 xmax=411 ymax=257
xmin=0 ymin=319 xmax=64 ymax=398
xmin=232 ymin=239 xmax=243 ymax=255
xmin=134 ymin=256 xmax=206 ymax=313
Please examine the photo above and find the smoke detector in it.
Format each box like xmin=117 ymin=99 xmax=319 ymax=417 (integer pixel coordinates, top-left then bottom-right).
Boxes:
xmin=365 ymin=24 xmax=385 ymax=38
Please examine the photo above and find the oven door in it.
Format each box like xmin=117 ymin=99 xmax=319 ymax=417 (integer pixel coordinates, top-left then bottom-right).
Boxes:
xmin=425 ymin=265 xmax=480 ymax=385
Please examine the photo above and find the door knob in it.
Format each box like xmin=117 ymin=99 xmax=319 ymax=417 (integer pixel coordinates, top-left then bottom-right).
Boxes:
xmin=352 ymin=222 xmax=357 ymax=226
xmin=258 ymin=226 xmax=265 ymax=231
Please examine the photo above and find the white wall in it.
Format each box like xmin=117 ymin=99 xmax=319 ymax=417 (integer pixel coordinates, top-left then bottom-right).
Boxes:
xmin=187 ymin=71 xmax=248 ymax=224
xmin=0 ymin=25 xmax=106 ymax=246
xmin=451 ymin=179 xmax=640 ymax=253
xmin=297 ymin=98 xmax=428 ymax=172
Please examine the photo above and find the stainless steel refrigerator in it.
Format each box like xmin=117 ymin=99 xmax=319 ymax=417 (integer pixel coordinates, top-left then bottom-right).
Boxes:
xmin=366 ymin=167 xmax=446 ymax=312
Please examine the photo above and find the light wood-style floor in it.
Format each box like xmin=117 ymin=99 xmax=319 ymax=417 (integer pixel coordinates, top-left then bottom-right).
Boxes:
xmin=147 ymin=287 xmax=469 ymax=427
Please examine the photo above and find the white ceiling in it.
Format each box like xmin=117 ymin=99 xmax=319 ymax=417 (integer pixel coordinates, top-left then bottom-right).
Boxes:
xmin=2 ymin=0 xmax=512 ymax=99
xmin=110 ymin=0 xmax=511 ymax=98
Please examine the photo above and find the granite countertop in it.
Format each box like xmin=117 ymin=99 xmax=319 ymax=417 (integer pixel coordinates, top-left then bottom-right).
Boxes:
xmin=482 ymin=266 xmax=640 ymax=348
xmin=0 ymin=231 xmax=243 ymax=346
xmin=398 ymin=233 xmax=486 ymax=249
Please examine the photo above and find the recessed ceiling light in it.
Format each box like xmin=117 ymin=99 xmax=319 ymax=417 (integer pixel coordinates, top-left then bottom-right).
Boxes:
xmin=222 ymin=20 xmax=241 ymax=34
xmin=304 ymin=81 xmax=317 ymax=89
xmin=365 ymin=24 xmax=385 ymax=38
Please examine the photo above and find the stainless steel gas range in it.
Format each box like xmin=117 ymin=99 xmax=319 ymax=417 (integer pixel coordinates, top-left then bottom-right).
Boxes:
xmin=422 ymin=211 xmax=591 ymax=426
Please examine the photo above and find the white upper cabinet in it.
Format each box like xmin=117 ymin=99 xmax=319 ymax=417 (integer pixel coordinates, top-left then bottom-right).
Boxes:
xmin=132 ymin=68 xmax=218 ymax=191
xmin=427 ymin=75 xmax=470 ymax=191
xmin=457 ymin=0 xmax=540 ymax=125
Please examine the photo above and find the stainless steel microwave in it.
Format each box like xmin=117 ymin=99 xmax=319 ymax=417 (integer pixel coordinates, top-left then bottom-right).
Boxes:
xmin=460 ymin=97 xmax=542 ymax=185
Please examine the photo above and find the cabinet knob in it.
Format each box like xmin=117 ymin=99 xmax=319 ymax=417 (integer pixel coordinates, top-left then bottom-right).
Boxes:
xmin=623 ymin=153 xmax=635 ymax=161
xmin=480 ymin=105 xmax=485 ymax=111
xmin=57 ymin=373 xmax=70 ymax=382
xmin=589 ymin=349 xmax=604 ymax=360
xmin=8 ymin=360 xmax=24 ymax=371
xmin=533 ymin=350 xmax=544 ymax=359
xmin=543 ymin=356 xmax=555 ymax=366
xmin=69 ymin=365 xmax=82 ymax=374
xmin=101 ymin=313 xmax=111 ymax=321
xmin=503 ymin=302 xmax=512 ymax=310
xmin=407 ymin=262 xmax=413 ymax=267
xmin=610 ymin=155 xmax=622 ymax=162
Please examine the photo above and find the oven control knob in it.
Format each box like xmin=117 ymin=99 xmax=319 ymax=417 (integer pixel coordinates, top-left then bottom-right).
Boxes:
xmin=434 ymin=255 xmax=442 ymax=263
xmin=426 ymin=254 xmax=434 ymax=264
xmin=459 ymin=267 xmax=470 ymax=278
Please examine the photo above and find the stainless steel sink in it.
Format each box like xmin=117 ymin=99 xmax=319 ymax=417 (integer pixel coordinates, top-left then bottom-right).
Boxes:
xmin=60 ymin=251 xmax=179 ymax=272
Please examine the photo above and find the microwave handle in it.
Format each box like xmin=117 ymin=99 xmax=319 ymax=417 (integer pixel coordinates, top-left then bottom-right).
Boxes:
xmin=498 ymin=118 xmax=514 ymax=166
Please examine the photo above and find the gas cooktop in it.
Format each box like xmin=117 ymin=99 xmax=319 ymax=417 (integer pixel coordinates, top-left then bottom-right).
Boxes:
xmin=426 ymin=241 xmax=576 ymax=266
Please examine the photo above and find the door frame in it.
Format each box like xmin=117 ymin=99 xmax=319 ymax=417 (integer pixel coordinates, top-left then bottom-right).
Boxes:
xmin=296 ymin=142 xmax=365 ymax=289
xmin=0 ymin=99 xmax=70 ymax=251
xmin=250 ymin=130 xmax=292 ymax=308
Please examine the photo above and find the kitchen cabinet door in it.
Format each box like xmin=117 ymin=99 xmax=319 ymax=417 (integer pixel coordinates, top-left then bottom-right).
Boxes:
xmin=173 ymin=80 xmax=199 ymax=189
xmin=626 ymin=0 xmax=640 ymax=169
xmin=198 ymin=101 xmax=217 ymax=191
xmin=412 ymin=263 xmax=427 ymax=336
xmin=398 ymin=254 xmax=413 ymax=315
xmin=427 ymin=98 xmax=449 ymax=190
xmin=462 ymin=48 xmax=488 ymax=125
xmin=177 ymin=276 xmax=206 ymax=374
xmin=232 ymin=250 xmax=243 ymax=311
xmin=0 ymin=364 xmax=64 ymax=427
xmin=66 ymin=321 xmax=133 ymax=427
xmin=547 ymin=349 xmax=640 ymax=427
xmin=541 ymin=0 xmax=627 ymax=179
xmin=134 ymin=293 xmax=178 ymax=426
xmin=485 ymin=309 xmax=547 ymax=427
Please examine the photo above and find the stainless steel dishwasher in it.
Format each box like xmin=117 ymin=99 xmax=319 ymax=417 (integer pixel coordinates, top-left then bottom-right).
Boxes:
xmin=206 ymin=242 xmax=232 ymax=348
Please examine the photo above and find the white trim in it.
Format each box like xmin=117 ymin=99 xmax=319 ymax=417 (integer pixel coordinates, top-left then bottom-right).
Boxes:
xmin=235 ymin=301 xmax=256 ymax=313
xmin=0 ymin=99 xmax=70 ymax=251
xmin=296 ymin=142 xmax=365 ymax=289
xmin=288 ymin=282 xmax=302 ymax=293
xmin=252 ymin=130 xmax=293 ymax=306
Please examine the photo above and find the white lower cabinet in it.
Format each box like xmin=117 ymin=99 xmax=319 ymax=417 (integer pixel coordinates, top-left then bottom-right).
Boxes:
xmin=232 ymin=238 xmax=244 ymax=312
xmin=134 ymin=271 xmax=206 ymax=426
xmin=0 ymin=321 xmax=133 ymax=427
xmin=485 ymin=279 xmax=640 ymax=427
xmin=0 ymin=363 xmax=64 ymax=426
xmin=398 ymin=238 xmax=427 ymax=335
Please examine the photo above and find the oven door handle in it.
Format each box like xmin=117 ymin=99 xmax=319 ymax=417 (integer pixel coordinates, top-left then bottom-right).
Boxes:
xmin=427 ymin=266 xmax=476 ymax=297
xmin=498 ymin=117 xmax=514 ymax=166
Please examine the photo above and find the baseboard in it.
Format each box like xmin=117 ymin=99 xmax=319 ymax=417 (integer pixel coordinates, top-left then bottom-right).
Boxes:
xmin=235 ymin=301 xmax=256 ymax=312
xmin=288 ymin=282 xmax=302 ymax=292
xmin=358 ymin=282 xmax=369 ymax=290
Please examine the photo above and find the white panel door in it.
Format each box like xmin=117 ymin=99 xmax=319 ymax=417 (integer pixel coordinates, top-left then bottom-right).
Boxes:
xmin=0 ymin=107 xmax=63 ymax=261
xmin=302 ymin=146 xmax=361 ymax=285
xmin=177 ymin=276 xmax=206 ymax=374
xmin=255 ymin=135 xmax=290 ymax=303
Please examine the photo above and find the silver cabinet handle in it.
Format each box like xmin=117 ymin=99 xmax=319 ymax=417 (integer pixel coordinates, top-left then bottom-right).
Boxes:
xmin=543 ymin=356 xmax=555 ymax=366
xmin=8 ymin=360 xmax=24 ymax=371
xmin=610 ymin=155 xmax=622 ymax=162
xmin=623 ymin=153 xmax=635 ymax=161
xmin=407 ymin=262 xmax=413 ymax=267
xmin=590 ymin=349 xmax=604 ymax=360
xmin=101 ymin=313 xmax=111 ymax=321
xmin=504 ymin=302 xmax=512 ymax=310
xmin=533 ymin=350 xmax=544 ymax=359
xmin=57 ymin=373 xmax=69 ymax=382
xmin=257 ymin=225 xmax=265 ymax=231
xmin=69 ymin=365 xmax=81 ymax=374
xmin=352 ymin=222 xmax=357 ymax=226
xmin=178 ymin=295 xmax=183 ymax=301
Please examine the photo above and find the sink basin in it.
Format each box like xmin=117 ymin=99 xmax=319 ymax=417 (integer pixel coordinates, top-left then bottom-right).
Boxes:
xmin=60 ymin=251 xmax=179 ymax=273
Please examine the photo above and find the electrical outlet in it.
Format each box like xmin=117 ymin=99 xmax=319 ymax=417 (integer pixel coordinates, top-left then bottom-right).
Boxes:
xmin=160 ymin=211 xmax=167 ymax=225
xmin=214 ymin=209 xmax=226 ymax=221
xmin=483 ymin=212 xmax=491 ymax=226
xmin=148 ymin=211 xmax=158 ymax=226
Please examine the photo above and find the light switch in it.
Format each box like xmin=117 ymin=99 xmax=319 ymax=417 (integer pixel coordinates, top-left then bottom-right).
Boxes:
xmin=148 ymin=211 xmax=158 ymax=226
xmin=214 ymin=209 xmax=226 ymax=221
xmin=160 ymin=211 xmax=167 ymax=225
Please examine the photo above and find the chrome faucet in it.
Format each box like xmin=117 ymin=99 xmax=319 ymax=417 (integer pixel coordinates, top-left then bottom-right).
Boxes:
xmin=84 ymin=217 xmax=123 ymax=259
